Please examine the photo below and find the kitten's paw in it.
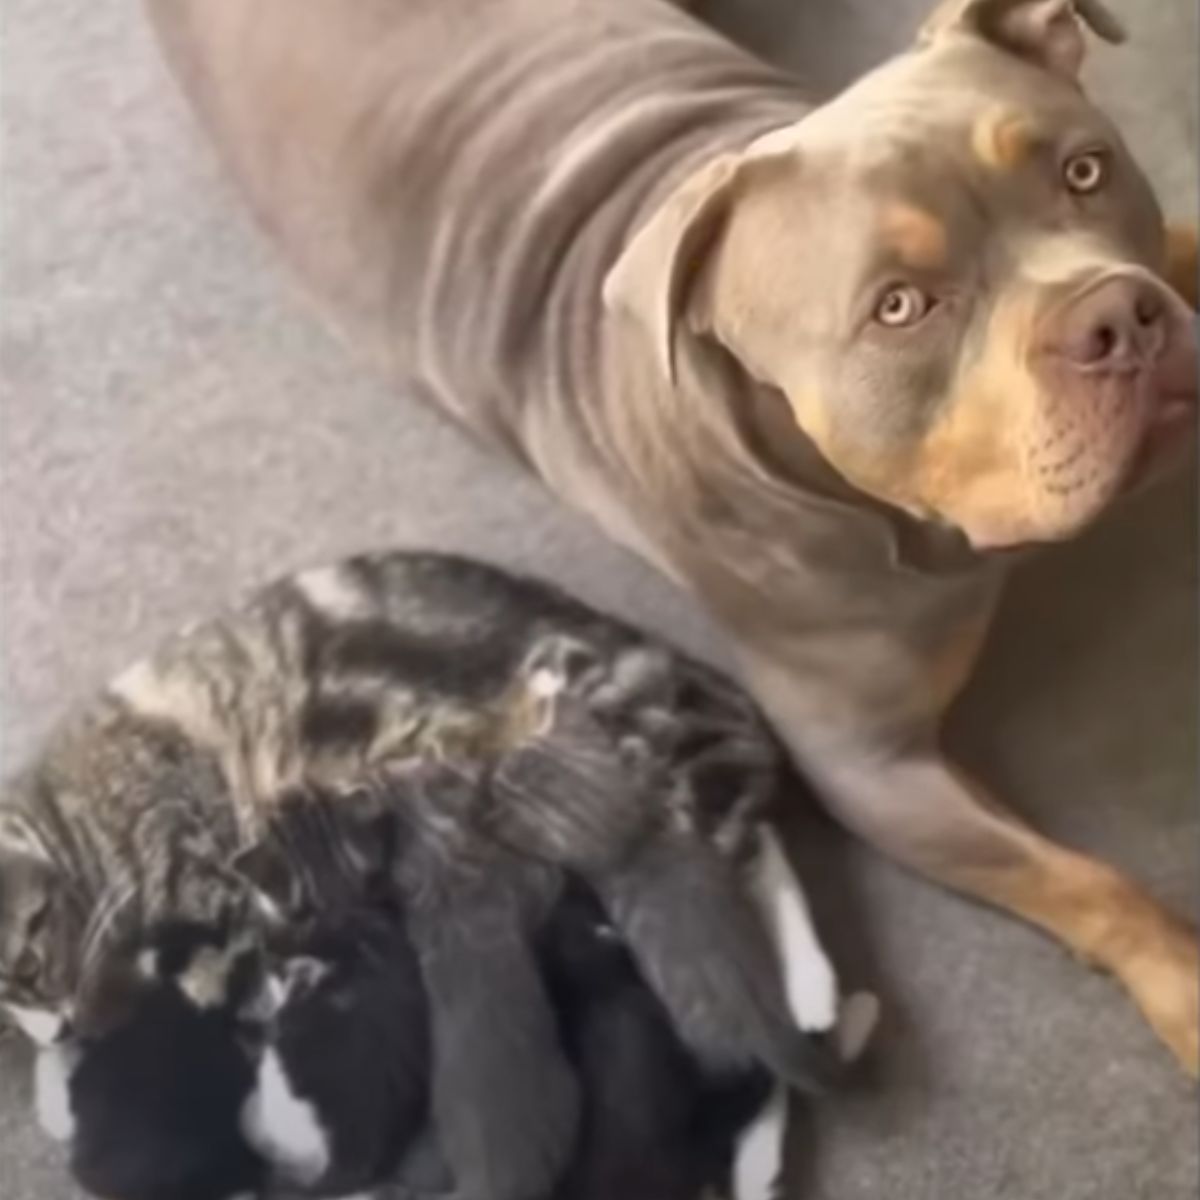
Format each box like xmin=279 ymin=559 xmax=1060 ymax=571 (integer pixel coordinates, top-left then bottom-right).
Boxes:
xmin=732 ymin=1085 xmax=787 ymax=1200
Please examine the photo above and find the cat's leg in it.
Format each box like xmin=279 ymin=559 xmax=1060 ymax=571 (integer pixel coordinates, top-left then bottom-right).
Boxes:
xmin=747 ymin=828 xmax=882 ymax=1062
xmin=731 ymin=1084 xmax=787 ymax=1200
xmin=745 ymin=828 xmax=838 ymax=1036
xmin=4 ymin=1003 xmax=77 ymax=1143
xmin=32 ymin=1040 xmax=78 ymax=1143
xmin=240 ymin=1043 xmax=331 ymax=1188
xmin=594 ymin=836 xmax=842 ymax=1095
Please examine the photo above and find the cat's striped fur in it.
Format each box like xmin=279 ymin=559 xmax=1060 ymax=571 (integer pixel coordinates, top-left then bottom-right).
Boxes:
xmin=1 ymin=552 xmax=851 ymax=1199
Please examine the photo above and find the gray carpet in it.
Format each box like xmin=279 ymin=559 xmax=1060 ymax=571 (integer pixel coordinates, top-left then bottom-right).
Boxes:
xmin=1 ymin=0 xmax=1196 ymax=1196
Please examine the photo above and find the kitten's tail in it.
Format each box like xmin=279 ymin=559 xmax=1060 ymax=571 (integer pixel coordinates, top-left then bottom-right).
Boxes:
xmin=592 ymin=838 xmax=844 ymax=1096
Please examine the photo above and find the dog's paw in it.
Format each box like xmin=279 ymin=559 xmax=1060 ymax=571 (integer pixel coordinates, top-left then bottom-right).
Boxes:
xmin=1121 ymin=911 xmax=1199 ymax=1077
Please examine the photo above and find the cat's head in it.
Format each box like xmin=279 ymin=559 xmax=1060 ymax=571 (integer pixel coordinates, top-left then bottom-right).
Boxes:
xmin=0 ymin=811 xmax=78 ymax=1029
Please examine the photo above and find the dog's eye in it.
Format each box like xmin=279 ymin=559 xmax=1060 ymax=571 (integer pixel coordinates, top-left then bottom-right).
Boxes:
xmin=1063 ymin=151 xmax=1107 ymax=195
xmin=874 ymin=284 xmax=931 ymax=328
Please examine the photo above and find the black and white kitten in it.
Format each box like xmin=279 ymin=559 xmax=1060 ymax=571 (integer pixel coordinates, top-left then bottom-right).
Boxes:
xmin=20 ymin=919 xmax=265 ymax=1200
xmin=241 ymin=897 xmax=435 ymax=1198
xmin=23 ymin=876 xmax=872 ymax=1200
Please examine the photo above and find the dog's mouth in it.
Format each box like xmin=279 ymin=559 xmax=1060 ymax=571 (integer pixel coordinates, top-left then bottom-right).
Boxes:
xmin=1121 ymin=345 xmax=1198 ymax=493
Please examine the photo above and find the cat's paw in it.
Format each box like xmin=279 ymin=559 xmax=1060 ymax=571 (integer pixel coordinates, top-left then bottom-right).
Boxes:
xmin=732 ymin=1085 xmax=787 ymax=1200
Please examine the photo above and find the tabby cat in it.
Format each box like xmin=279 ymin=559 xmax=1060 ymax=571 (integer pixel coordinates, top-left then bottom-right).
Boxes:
xmin=0 ymin=552 xmax=866 ymax=1198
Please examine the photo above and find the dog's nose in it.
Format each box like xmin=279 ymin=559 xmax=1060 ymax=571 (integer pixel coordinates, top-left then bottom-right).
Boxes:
xmin=1056 ymin=278 xmax=1167 ymax=368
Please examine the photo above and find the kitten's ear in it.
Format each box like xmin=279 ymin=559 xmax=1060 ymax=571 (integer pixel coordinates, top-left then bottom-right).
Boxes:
xmin=232 ymin=839 xmax=299 ymax=926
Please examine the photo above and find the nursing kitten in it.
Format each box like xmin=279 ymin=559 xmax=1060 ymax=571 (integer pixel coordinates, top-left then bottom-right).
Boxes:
xmin=540 ymin=876 xmax=774 ymax=1200
xmin=27 ymin=885 xmax=786 ymax=1200
xmin=24 ymin=901 xmax=433 ymax=1200
xmin=241 ymin=898 xmax=434 ymax=1197
xmin=252 ymin=869 xmax=864 ymax=1200
xmin=22 ymin=918 xmax=265 ymax=1200
xmin=2 ymin=552 xmax=867 ymax=1199
xmin=26 ymin=864 xmax=870 ymax=1200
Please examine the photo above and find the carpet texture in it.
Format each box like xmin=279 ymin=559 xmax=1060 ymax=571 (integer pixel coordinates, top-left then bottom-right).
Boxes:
xmin=1 ymin=0 xmax=1196 ymax=1196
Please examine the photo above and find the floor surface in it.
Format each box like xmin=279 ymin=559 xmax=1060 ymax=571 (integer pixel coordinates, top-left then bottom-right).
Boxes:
xmin=1 ymin=0 xmax=1196 ymax=1195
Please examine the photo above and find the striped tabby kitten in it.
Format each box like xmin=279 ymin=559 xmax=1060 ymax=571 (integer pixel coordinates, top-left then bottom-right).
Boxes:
xmin=1 ymin=552 xmax=864 ymax=1198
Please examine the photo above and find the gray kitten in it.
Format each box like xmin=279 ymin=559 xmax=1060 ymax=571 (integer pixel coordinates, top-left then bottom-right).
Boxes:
xmin=1 ymin=552 xmax=874 ymax=1199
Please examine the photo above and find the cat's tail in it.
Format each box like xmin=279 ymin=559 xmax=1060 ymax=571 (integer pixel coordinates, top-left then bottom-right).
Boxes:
xmin=591 ymin=836 xmax=844 ymax=1097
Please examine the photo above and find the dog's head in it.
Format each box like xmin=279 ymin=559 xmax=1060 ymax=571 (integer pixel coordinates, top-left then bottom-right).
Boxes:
xmin=606 ymin=0 xmax=1197 ymax=550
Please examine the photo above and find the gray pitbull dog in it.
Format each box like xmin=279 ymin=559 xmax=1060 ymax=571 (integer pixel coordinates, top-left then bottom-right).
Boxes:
xmin=146 ymin=0 xmax=1199 ymax=1073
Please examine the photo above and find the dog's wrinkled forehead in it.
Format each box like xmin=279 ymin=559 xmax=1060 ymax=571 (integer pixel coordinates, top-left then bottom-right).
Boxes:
xmin=798 ymin=34 xmax=1122 ymax=211
xmin=705 ymin=1 xmax=1164 ymax=368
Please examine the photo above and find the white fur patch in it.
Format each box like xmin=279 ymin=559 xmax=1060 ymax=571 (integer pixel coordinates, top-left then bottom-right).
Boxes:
xmin=733 ymin=1083 xmax=787 ymax=1200
xmin=528 ymin=668 xmax=564 ymax=699
xmin=177 ymin=933 xmax=257 ymax=1011
xmin=108 ymin=658 xmax=221 ymax=750
xmin=178 ymin=946 xmax=233 ymax=1011
xmin=294 ymin=566 xmax=373 ymax=621
xmin=241 ymin=1047 xmax=330 ymax=1186
xmin=33 ymin=1043 xmax=77 ymax=1142
xmin=6 ymin=1004 xmax=66 ymax=1048
xmin=750 ymin=829 xmax=837 ymax=1033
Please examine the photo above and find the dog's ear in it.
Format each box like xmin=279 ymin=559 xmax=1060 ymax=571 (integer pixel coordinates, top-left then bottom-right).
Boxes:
xmin=919 ymin=0 xmax=1126 ymax=79
xmin=603 ymin=153 xmax=746 ymax=386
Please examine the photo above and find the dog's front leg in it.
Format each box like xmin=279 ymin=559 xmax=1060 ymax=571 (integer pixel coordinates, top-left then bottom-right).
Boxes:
xmin=738 ymin=648 xmax=1199 ymax=1076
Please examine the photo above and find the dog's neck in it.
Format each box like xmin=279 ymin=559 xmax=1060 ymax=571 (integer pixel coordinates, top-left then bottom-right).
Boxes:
xmin=686 ymin=333 xmax=1006 ymax=578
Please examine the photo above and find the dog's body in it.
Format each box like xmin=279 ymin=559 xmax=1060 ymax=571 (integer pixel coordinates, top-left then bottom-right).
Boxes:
xmin=144 ymin=0 xmax=1199 ymax=1072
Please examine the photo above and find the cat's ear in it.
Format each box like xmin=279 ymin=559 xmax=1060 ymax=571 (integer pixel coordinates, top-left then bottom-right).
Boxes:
xmin=232 ymin=838 xmax=300 ymax=926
